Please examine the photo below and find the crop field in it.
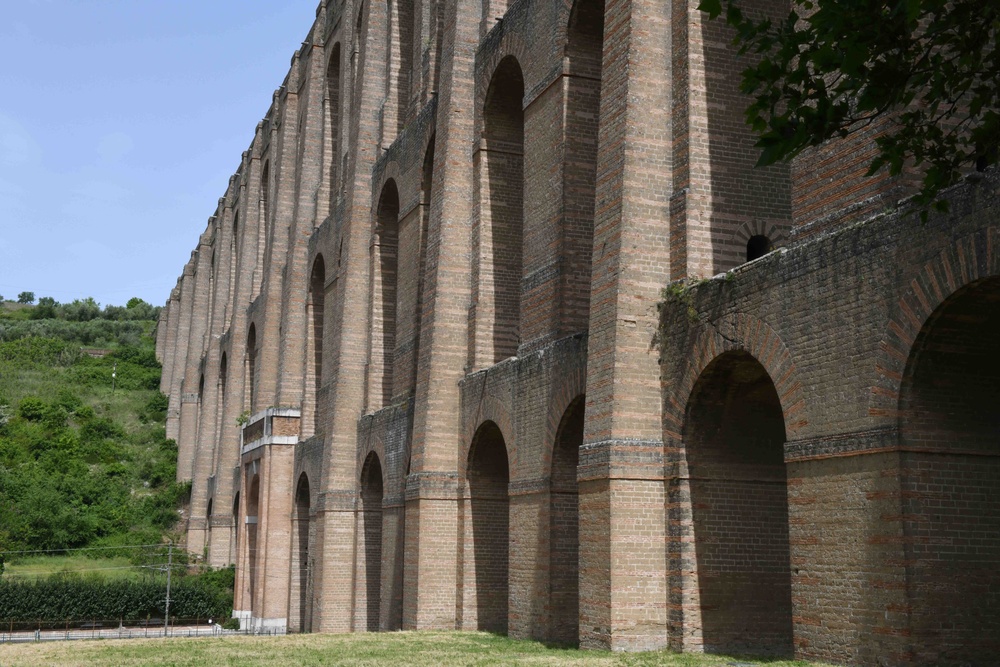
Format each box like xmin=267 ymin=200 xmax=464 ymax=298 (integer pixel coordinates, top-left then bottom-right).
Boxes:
xmin=0 ymin=631 xmax=830 ymax=667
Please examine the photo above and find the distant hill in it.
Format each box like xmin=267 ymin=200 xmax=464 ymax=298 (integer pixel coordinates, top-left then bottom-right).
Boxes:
xmin=0 ymin=298 xmax=184 ymax=562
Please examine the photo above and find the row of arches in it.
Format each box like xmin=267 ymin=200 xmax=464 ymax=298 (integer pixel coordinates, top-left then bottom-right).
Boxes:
xmin=243 ymin=272 xmax=997 ymax=657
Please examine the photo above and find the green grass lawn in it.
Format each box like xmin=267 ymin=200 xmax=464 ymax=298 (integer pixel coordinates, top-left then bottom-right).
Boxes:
xmin=0 ymin=631 xmax=831 ymax=667
xmin=2 ymin=555 xmax=165 ymax=582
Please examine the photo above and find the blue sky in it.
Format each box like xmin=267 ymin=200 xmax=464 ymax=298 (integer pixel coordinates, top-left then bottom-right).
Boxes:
xmin=0 ymin=0 xmax=318 ymax=308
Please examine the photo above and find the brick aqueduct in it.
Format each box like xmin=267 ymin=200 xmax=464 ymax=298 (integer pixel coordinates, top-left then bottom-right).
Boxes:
xmin=156 ymin=0 xmax=1000 ymax=664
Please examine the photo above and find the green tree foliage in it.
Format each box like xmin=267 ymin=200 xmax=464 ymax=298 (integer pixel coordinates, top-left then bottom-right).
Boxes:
xmin=699 ymin=0 xmax=1000 ymax=216
xmin=0 ymin=303 xmax=177 ymax=557
xmin=17 ymin=292 xmax=35 ymax=305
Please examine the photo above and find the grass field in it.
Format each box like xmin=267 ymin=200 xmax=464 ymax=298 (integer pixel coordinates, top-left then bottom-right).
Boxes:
xmin=0 ymin=631 xmax=830 ymax=667
xmin=2 ymin=556 xmax=165 ymax=582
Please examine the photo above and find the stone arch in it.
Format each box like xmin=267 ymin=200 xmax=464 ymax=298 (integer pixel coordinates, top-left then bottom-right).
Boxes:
xmin=476 ymin=55 xmax=525 ymax=364
xmin=383 ymin=0 xmax=413 ymax=146
xmin=358 ymin=451 xmax=384 ymax=632
xmin=463 ymin=420 xmax=511 ymax=634
xmin=731 ymin=219 xmax=788 ymax=263
xmin=246 ymin=473 xmax=261 ymax=610
xmin=664 ymin=313 xmax=807 ymax=447
xmin=462 ymin=394 xmax=515 ymax=478
xmin=371 ymin=180 xmax=400 ymax=409
xmin=305 ymin=255 xmax=326 ymax=437
xmin=231 ymin=491 xmax=240 ymax=567
xmin=682 ymin=349 xmax=793 ymax=657
xmin=869 ymin=225 xmax=1000 ymax=421
xmin=548 ymin=394 xmax=585 ymax=646
xmin=326 ymin=42 xmax=343 ymax=211
xmin=893 ymin=269 xmax=1000 ymax=662
xmin=246 ymin=323 xmax=258 ymax=412
xmin=293 ymin=473 xmax=312 ymax=633
xmin=559 ymin=0 xmax=604 ymax=334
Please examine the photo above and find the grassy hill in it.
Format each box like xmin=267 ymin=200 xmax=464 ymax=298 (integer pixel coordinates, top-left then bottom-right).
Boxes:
xmin=0 ymin=298 xmax=184 ymax=564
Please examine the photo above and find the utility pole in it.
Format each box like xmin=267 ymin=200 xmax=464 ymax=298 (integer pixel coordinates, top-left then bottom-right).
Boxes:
xmin=165 ymin=541 xmax=172 ymax=636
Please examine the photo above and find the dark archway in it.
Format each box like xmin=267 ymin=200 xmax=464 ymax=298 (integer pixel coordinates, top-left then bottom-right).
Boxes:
xmin=563 ymin=0 xmax=604 ymax=333
xmin=685 ymin=350 xmax=792 ymax=656
xmin=898 ymin=277 xmax=1000 ymax=663
xmin=467 ymin=421 xmax=510 ymax=634
xmin=231 ymin=491 xmax=240 ymax=566
xmin=294 ymin=473 xmax=312 ymax=633
xmin=373 ymin=181 xmax=400 ymax=409
xmin=246 ymin=324 xmax=257 ymax=411
xmin=549 ymin=395 xmax=584 ymax=645
xmin=483 ymin=57 xmax=524 ymax=361
xmin=246 ymin=475 xmax=260 ymax=610
xmin=360 ymin=452 xmax=384 ymax=631
xmin=308 ymin=256 xmax=326 ymax=436
xmin=746 ymin=235 xmax=771 ymax=262
xmin=327 ymin=43 xmax=342 ymax=210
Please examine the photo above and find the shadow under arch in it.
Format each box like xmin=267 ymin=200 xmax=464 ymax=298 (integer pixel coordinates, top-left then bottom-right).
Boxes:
xmin=466 ymin=420 xmax=510 ymax=634
xmin=294 ymin=473 xmax=312 ymax=633
xmin=548 ymin=394 xmax=584 ymax=646
xmin=684 ymin=349 xmax=793 ymax=657
xmin=359 ymin=451 xmax=384 ymax=632
xmin=896 ymin=276 xmax=1000 ymax=663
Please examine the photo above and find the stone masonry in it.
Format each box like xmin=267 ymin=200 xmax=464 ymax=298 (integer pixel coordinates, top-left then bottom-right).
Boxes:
xmin=157 ymin=0 xmax=999 ymax=664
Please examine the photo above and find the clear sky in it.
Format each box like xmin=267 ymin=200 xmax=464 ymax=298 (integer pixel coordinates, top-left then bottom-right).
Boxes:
xmin=0 ymin=0 xmax=319 ymax=308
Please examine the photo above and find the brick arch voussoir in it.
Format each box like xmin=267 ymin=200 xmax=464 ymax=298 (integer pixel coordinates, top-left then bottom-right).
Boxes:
xmin=462 ymin=395 xmax=515 ymax=480
xmin=868 ymin=225 xmax=1000 ymax=421
xmin=372 ymin=163 xmax=402 ymax=216
xmin=541 ymin=366 xmax=587 ymax=476
xmin=294 ymin=470 xmax=317 ymax=512
xmin=732 ymin=219 xmax=789 ymax=248
xmin=358 ymin=433 xmax=388 ymax=490
xmin=665 ymin=314 xmax=806 ymax=449
xmin=475 ymin=37 xmax=532 ymax=122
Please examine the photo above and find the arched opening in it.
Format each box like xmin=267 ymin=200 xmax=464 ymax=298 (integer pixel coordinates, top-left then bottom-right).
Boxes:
xmin=246 ymin=324 xmax=257 ymax=411
xmin=294 ymin=474 xmax=312 ymax=633
xmin=372 ymin=181 xmax=399 ymax=409
xmin=898 ymin=277 xmax=1000 ymax=663
xmin=327 ymin=44 xmax=342 ymax=210
xmin=198 ymin=373 xmax=205 ymax=400
xmin=206 ymin=497 xmax=213 ymax=520
xmin=549 ymin=395 xmax=584 ymax=645
xmin=231 ymin=491 xmax=240 ymax=566
xmin=246 ymin=475 xmax=260 ymax=610
xmin=466 ymin=421 xmax=510 ymax=634
xmin=359 ymin=452 xmax=384 ymax=631
xmin=563 ymin=0 xmax=604 ymax=332
xmin=257 ymin=162 xmax=271 ymax=295
xmin=746 ymin=235 xmax=771 ymax=262
xmin=482 ymin=57 xmax=524 ymax=362
xmin=219 ymin=353 xmax=228 ymax=399
xmin=307 ymin=256 xmax=326 ymax=436
xmin=229 ymin=213 xmax=239 ymax=306
xmin=383 ymin=0 xmax=413 ymax=146
xmin=685 ymin=350 xmax=792 ymax=657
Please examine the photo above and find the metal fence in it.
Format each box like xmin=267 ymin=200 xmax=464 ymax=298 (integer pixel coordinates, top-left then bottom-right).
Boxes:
xmin=0 ymin=619 xmax=285 ymax=644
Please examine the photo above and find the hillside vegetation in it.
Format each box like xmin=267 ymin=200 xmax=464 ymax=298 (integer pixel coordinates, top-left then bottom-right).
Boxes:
xmin=0 ymin=297 xmax=184 ymax=561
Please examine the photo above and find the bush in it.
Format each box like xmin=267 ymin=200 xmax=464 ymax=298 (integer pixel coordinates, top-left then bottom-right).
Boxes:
xmin=0 ymin=574 xmax=233 ymax=625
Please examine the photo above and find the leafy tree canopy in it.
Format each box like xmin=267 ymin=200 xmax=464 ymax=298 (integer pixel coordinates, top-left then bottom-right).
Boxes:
xmin=699 ymin=0 xmax=1000 ymax=217
xmin=17 ymin=292 xmax=35 ymax=305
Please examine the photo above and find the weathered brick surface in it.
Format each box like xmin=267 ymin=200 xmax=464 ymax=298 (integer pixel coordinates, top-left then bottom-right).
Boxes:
xmin=157 ymin=0 xmax=999 ymax=662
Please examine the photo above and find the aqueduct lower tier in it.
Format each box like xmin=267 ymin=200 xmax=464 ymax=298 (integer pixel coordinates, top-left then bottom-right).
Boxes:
xmin=228 ymin=177 xmax=1000 ymax=666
